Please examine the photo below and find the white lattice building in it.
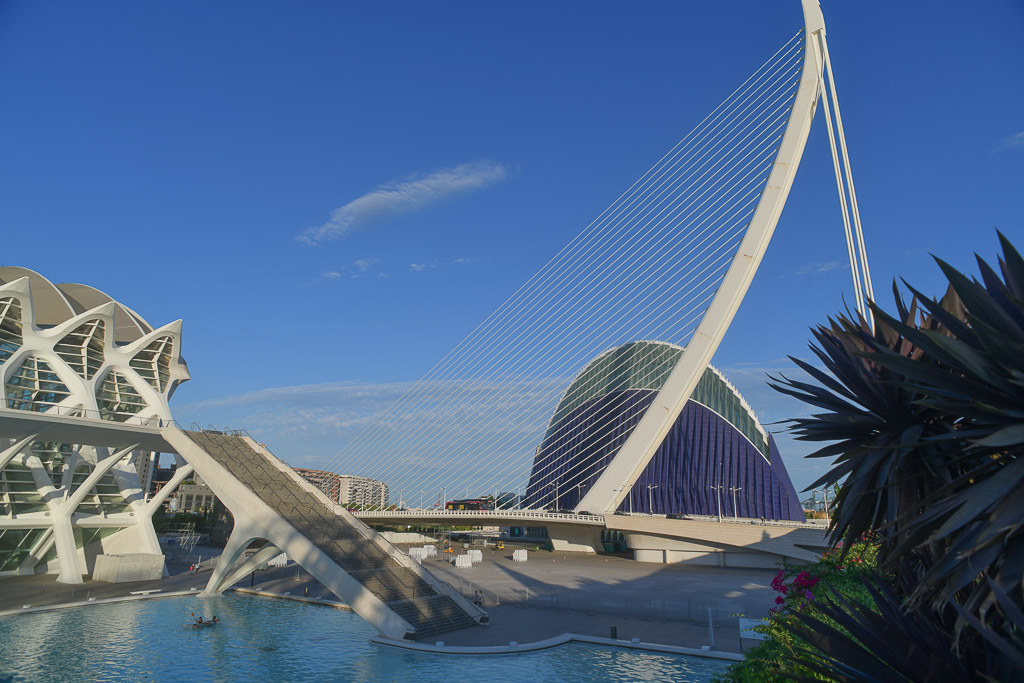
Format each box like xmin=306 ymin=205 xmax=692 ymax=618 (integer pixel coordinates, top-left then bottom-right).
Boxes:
xmin=0 ymin=267 xmax=189 ymax=583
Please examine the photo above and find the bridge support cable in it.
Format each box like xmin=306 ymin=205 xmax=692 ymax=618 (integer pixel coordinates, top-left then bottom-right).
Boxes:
xmin=817 ymin=53 xmax=865 ymax=319
xmin=323 ymin=40 xmax=802 ymax=491
xmin=576 ymin=0 xmax=848 ymax=513
xmin=819 ymin=31 xmax=874 ymax=321
xmin=337 ymin=105 xmax=798 ymax=501
xmin=384 ymin=136 xmax=790 ymax=502
xmin=329 ymin=50 xmax=806 ymax=507
xmin=323 ymin=35 xmax=808 ymax=509
xmin=324 ymin=34 xmax=804 ymax=478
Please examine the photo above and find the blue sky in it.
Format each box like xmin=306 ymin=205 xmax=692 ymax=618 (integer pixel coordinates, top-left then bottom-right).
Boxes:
xmin=1 ymin=1 xmax=1021 ymax=495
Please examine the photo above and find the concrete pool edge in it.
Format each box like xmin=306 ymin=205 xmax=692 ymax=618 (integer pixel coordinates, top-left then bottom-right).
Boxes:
xmin=230 ymin=589 xmax=744 ymax=660
xmin=0 ymin=587 xmax=745 ymax=664
xmin=0 ymin=586 xmax=351 ymax=619
xmin=369 ymin=633 xmax=745 ymax=661
xmin=0 ymin=589 xmax=203 ymax=618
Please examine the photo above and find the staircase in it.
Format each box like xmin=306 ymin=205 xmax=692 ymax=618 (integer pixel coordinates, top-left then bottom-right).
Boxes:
xmin=182 ymin=431 xmax=479 ymax=639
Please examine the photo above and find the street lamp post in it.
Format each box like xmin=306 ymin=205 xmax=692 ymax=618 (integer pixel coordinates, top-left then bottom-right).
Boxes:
xmin=419 ymin=489 xmax=425 ymax=510
xmin=493 ymin=483 xmax=498 ymax=510
xmin=709 ymin=485 xmax=724 ymax=522
xmin=729 ymin=486 xmax=742 ymax=518
xmin=612 ymin=486 xmax=621 ymax=512
xmin=814 ymin=488 xmax=831 ymax=525
xmin=550 ymin=480 xmax=561 ymax=510
xmin=646 ymin=485 xmax=658 ymax=514
xmin=574 ymin=483 xmax=586 ymax=509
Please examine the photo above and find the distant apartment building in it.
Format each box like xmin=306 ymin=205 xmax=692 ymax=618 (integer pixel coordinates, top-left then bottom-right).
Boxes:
xmin=292 ymin=467 xmax=389 ymax=508
xmin=293 ymin=467 xmax=341 ymax=502
xmin=339 ymin=474 xmax=389 ymax=509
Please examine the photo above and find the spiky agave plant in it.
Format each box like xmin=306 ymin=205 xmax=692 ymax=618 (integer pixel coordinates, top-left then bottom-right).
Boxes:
xmin=769 ymin=233 xmax=1024 ymax=679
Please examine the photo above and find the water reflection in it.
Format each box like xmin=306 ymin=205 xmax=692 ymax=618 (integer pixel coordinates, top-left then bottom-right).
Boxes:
xmin=0 ymin=594 xmax=728 ymax=682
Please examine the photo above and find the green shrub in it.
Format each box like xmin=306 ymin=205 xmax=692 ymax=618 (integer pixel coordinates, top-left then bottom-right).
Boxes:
xmin=714 ymin=539 xmax=879 ymax=682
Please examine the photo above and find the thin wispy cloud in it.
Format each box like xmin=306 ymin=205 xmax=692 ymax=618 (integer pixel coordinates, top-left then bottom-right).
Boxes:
xmin=352 ymin=258 xmax=380 ymax=272
xmin=173 ymin=375 xmax=567 ymax=478
xmin=297 ymin=160 xmax=511 ymax=246
xmin=796 ymin=260 xmax=845 ymax=276
xmin=1000 ymin=131 xmax=1024 ymax=150
xmin=319 ymin=258 xmax=384 ymax=281
xmin=410 ymin=257 xmax=479 ymax=273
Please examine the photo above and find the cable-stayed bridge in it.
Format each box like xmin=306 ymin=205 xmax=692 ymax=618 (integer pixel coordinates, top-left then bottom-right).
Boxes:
xmin=322 ymin=0 xmax=871 ymax=521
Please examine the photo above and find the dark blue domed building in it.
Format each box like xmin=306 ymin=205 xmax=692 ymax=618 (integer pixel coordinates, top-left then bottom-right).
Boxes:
xmin=524 ymin=341 xmax=804 ymax=521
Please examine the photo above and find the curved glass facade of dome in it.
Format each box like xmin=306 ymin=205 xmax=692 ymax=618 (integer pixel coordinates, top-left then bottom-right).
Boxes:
xmin=525 ymin=341 xmax=803 ymax=521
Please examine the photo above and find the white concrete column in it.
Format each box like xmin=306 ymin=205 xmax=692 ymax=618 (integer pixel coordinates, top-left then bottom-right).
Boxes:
xmin=53 ymin=515 xmax=83 ymax=584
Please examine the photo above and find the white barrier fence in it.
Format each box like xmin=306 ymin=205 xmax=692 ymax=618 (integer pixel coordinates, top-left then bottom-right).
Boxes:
xmin=512 ymin=548 xmax=528 ymax=562
xmin=409 ymin=545 xmax=438 ymax=564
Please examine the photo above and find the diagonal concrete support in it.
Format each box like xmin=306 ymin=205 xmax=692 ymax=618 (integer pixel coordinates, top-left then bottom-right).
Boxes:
xmin=0 ymin=433 xmax=43 ymax=472
xmin=203 ymin=525 xmax=282 ymax=595
xmin=145 ymin=461 xmax=194 ymax=515
xmin=163 ymin=427 xmax=421 ymax=640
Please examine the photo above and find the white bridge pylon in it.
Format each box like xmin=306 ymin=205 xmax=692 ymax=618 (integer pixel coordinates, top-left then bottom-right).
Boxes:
xmin=327 ymin=0 xmax=873 ymax=515
xmin=582 ymin=0 xmax=872 ymax=513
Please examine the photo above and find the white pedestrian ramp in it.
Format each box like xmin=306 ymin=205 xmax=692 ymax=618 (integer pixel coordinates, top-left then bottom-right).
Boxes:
xmin=163 ymin=427 xmax=486 ymax=641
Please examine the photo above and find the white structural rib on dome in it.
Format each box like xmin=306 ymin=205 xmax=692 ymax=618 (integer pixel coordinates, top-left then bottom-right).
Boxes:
xmin=575 ymin=0 xmax=827 ymax=513
xmin=543 ymin=339 xmax=768 ymax=448
xmin=0 ymin=271 xmax=189 ymax=583
xmin=0 ymin=267 xmax=77 ymax=327
xmin=56 ymin=282 xmax=154 ymax=343
xmin=0 ymin=276 xmax=189 ymax=411
xmin=703 ymin=364 xmax=769 ymax=447
xmin=0 ymin=268 xmax=157 ymax=344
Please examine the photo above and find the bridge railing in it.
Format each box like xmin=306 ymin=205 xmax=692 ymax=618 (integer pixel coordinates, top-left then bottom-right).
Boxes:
xmin=0 ymin=405 xmax=274 ymax=438
xmin=0 ymin=403 xmax=177 ymax=428
xmin=620 ymin=512 xmax=826 ymax=530
xmin=354 ymin=509 xmax=605 ymax=524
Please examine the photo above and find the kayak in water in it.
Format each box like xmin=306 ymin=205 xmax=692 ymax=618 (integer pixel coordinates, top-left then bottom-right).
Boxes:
xmin=191 ymin=612 xmax=221 ymax=628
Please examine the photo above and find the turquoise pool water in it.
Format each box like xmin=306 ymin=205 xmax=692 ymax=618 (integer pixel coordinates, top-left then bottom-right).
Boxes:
xmin=0 ymin=594 xmax=730 ymax=682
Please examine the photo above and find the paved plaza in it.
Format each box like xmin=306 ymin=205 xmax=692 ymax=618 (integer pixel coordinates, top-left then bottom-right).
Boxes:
xmin=0 ymin=543 xmax=779 ymax=654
